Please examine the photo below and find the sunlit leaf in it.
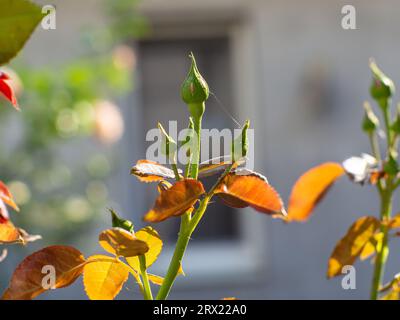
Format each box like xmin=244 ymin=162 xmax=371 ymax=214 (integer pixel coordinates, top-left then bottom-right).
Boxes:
xmin=83 ymin=255 xmax=129 ymax=300
xmin=0 ymin=220 xmax=41 ymax=245
xmin=388 ymin=213 xmax=400 ymax=229
xmin=359 ymin=232 xmax=383 ymax=261
xmin=288 ymin=162 xmax=344 ymax=222
xmin=215 ymin=173 xmax=285 ymax=216
xmin=131 ymin=160 xmax=181 ymax=182
xmin=2 ymin=246 xmax=85 ymax=300
xmin=0 ymin=0 xmax=45 ymax=65
xmin=0 ymin=73 xmax=18 ymax=109
xmin=380 ymin=290 xmax=400 ymax=300
xmin=0 ymin=181 xmax=19 ymax=212
xmin=126 ymin=227 xmax=163 ymax=271
xmin=99 ymin=228 xmax=149 ymax=258
xmin=0 ymin=220 xmax=19 ymax=243
xmin=144 ymin=179 xmax=205 ymax=223
xmin=380 ymin=274 xmax=400 ymax=300
xmin=327 ymin=216 xmax=380 ymax=278
xmin=148 ymin=273 xmax=163 ymax=286
xmin=129 ymin=268 xmax=141 ymax=285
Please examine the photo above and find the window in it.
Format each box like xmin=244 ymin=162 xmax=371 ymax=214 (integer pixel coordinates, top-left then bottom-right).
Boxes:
xmin=122 ymin=14 xmax=267 ymax=287
xmin=137 ymin=37 xmax=239 ymax=243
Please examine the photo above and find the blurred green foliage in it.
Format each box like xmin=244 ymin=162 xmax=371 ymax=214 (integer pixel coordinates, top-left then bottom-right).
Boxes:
xmin=0 ymin=54 xmax=132 ymax=243
xmin=0 ymin=0 xmax=146 ymax=244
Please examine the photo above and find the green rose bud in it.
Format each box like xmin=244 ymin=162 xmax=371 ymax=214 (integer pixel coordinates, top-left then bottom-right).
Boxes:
xmin=362 ymin=102 xmax=379 ymax=133
xmin=181 ymin=52 xmax=209 ymax=119
xmin=232 ymin=120 xmax=250 ymax=162
xmin=109 ymin=209 xmax=134 ymax=233
xmin=369 ymin=59 xmax=395 ymax=105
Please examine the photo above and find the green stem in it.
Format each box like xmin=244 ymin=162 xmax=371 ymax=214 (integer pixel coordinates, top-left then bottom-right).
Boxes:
xmin=155 ymin=195 xmax=212 ymax=300
xmin=184 ymin=160 xmax=192 ymax=178
xmin=171 ymin=163 xmax=181 ymax=181
xmin=370 ymin=188 xmax=392 ymax=300
xmin=370 ymin=98 xmax=394 ymax=300
xmin=188 ymin=103 xmax=204 ymax=180
xmin=156 ymin=104 xmax=204 ymax=300
xmin=139 ymin=255 xmax=153 ymax=300
xmin=155 ymin=227 xmax=191 ymax=300
xmin=382 ymin=104 xmax=392 ymax=149
xmin=369 ymin=133 xmax=381 ymax=162
xmin=368 ymin=133 xmax=384 ymax=193
xmin=188 ymin=196 xmax=211 ymax=233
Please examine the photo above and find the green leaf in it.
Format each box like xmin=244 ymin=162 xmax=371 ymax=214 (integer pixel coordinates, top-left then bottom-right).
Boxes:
xmin=0 ymin=0 xmax=45 ymax=65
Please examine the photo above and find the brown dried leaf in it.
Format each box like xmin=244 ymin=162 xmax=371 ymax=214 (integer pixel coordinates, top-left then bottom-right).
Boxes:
xmin=99 ymin=228 xmax=149 ymax=258
xmin=126 ymin=226 xmax=163 ymax=271
xmin=2 ymin=246 xmax=85 ymax=300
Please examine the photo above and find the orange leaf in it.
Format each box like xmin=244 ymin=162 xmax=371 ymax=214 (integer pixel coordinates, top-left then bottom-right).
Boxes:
xmin=131 ymin=160 xmax=181 ymax=182
xmin=0 ymin=73 xmax=18 ymax=110
xmin=99 ymin=228 xmax=149 ymax=258
xmin=0 ymin=181 xmax=19 ymax=212
xmin=0 ymin=220 xmax=19 ymax=243
xmin=287 ymin=162 xmax=344 ymax=222
xmin=388 ymin=213 xmax=400 ymax=229
xmin=327 ymin=216 xmax=380 ymax=278
xmin=2 ymin=246 xmax=85 ymax=300
xmin=0 ymin=220 xmax=41 ymax=245
xmin=83 ymin=255 xmax=129 ymax=300
xmin=215 ymin=172 xmax=285 ymax=216
xmin=148 ymin=274 xmax=164 ymax=286
xmin=144 ymin=179 xmax=205 ymax=223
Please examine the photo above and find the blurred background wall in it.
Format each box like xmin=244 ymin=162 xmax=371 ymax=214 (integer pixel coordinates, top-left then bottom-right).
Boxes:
xmin=2 ymin=0 xmax=400 ymax=299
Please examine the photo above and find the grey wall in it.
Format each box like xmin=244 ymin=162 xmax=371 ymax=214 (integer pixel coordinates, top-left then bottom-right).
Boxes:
xmin=3 ymin=0 xmax=400 ymax=299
